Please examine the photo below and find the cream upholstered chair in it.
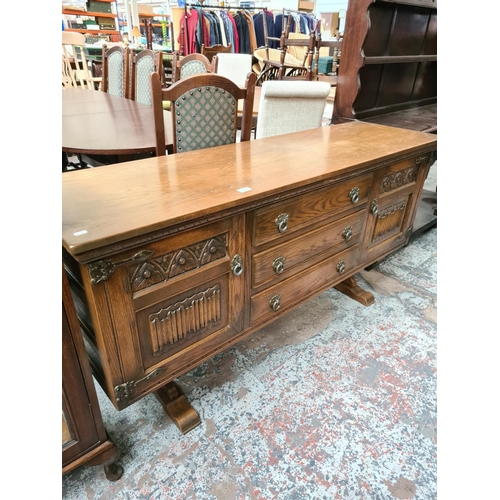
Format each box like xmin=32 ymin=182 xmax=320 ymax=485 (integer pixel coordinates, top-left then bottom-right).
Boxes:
xmin=62 ymin=32 xmax=101 ymax=89
xmin=213 ymin=53 xmax=257 ymax=137
xmin=151 ymin=71 xmax=256 ymax=155
xmin=212 ymin=53 xmax=253 ymax=87
xmin=255 ymin=80 xmax=331 ymax=140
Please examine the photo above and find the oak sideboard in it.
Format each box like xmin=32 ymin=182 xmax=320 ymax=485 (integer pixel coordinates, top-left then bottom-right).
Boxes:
xmin=62 ymin=121 xmax=437 ymax=433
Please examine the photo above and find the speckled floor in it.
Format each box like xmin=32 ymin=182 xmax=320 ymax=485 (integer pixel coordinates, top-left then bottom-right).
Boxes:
xmin=62 ymin=167 xmax=437 ymax=500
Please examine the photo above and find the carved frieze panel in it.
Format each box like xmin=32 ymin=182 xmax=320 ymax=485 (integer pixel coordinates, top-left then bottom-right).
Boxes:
xmin=148 ymin=284 xmax=222 ymax=356
xmin=380 ymin=166 xmax=418 ymax=193
xmin=130 ymin=235 xmax=227 ymax=292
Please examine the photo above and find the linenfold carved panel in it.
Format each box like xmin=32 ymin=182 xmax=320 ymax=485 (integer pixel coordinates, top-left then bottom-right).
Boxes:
xmin=380 ymin=166 xmax=418 ymax=193
xmin=372 ymin=201 xmax=407 ymax=243
xmin=130 ymin=235 xmax=227 ymax=292
xmin=149 ymin=284 xmax=222 ymax=356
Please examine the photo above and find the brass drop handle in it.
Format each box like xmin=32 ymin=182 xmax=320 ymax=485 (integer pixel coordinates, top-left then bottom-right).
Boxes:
xmin=342 ymin=226 xmax=352 ymax=241
xmin=337 ymin=261 xmax=346 ymax=275
xmin=272 ymin=256 xmax=286 ymax=275
xmin=371 ymin=199 xmax=379 ymax=215
xmin=231 ymin=254 xmax=243 ymax=276
xmin=349 ymin=187 xmax=359 ymax=204
xmin=269 ymin=294 xmax=281 ymax=311
xmin=275 ymin=213 xmax=289 ymax=233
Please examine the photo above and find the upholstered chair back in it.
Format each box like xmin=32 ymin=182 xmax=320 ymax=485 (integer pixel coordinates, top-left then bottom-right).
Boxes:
xmin=255 ymin=80 xmax=331 ymax=140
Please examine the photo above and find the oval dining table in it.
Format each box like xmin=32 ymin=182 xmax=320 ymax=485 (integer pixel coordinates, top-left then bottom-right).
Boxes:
xmin=62 ymin=88 xmax=174 ymax=166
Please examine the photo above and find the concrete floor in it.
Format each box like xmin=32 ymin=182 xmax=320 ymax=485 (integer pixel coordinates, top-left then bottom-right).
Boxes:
xmin=62 ymin=172 xmax=437 ymax=499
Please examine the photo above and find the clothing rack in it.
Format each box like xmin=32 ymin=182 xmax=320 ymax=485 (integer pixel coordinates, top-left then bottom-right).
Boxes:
xmin=279 ymin=8 xmax=319 ymax=34
xmin=261 ymin=7 xmax=318 ymax=46
xmin=181 ymin=3 xmax=269 ymax=56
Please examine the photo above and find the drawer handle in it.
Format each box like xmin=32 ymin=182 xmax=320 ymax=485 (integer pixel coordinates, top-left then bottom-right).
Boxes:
xmin=269 ymin=294 xmax=281 ymax=311
xmin=342 ymin=226 xmax=352 ymax=241
xmin=371 ymin=199 xmax=379 ymax=215
xmin=275 ymin=213 xmax=289 ymax=233
xmin=349 ymin=187 xmax=359 ymax=204
xmin=272 ymin=256 xmax=286 ymax=275
xmin=231 ymin=254 xmax=244 ymax=276
xmin=337 ymin=261 xmax=346 ymax=275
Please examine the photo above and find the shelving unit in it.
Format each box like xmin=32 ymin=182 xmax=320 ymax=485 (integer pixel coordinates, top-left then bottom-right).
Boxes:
xmin=62 ymin=0 xmax=119 ymax=36
xmin=119 ymin=13 xmax=170 ymax=32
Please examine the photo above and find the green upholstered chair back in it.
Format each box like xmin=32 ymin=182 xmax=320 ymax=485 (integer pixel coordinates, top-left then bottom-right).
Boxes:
xmin=102 ymin=45 xmax=130 ymax=98
xmin=172 ymin=53 xmax=212 ymax=83
xmin=172 ymin=86 xmax=237 ymax=153
xmin=150 ymin=71 xmax=256 ymax=156
xmin=108 ymin=51 xmax=125 ymax=96
xmin=180 ymin=60 xmax=209 ymax=79
xmin=131 ymin=49 xmax=160 ymax=105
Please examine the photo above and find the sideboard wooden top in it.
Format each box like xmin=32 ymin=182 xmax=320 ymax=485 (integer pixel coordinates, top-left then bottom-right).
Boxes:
xmin=62 ymin=121 xmax=437 ymax=258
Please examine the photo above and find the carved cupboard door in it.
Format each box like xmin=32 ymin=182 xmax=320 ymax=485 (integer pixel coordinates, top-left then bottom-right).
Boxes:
xmin=80 ymin=214 xmax=246 ymax=410
xmin=361 ymin=153 xmax=434 ymax=263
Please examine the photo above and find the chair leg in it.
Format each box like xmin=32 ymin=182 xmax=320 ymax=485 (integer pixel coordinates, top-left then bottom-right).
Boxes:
xmin=63 ymin=152 xmax=88 ymax=172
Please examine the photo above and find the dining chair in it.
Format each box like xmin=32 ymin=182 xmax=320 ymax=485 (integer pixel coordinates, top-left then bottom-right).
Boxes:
xmin=151 ymin=71 xmax=256 ymax=156
xmin=213 ymin=53 xmax=257 ymax=138
xmin=255 ymin=17 xmax=318 ymax=85
xmin=200 ymin=43 xmax=232 ymax=63
xmin=62 ymin=32 xmax=101 ymax=90
xmin=212 ymin=53 xmax=253 ymax=87
xmin=129 ymin=48 xmax=162 ymax=105
xmin=313 ymin=34 xmax=342 ymax=86
xmin=254 ymin=80 xmax=331 ymax=140
xmin=101 ymin=44 xmax=131 ymax=98
xmin=171 ymin=52 xmax=212 ymax=83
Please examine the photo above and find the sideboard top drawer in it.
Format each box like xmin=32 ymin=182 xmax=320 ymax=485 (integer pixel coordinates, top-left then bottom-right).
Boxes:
xmin=251 ymin=174 xmax=373 ymax=247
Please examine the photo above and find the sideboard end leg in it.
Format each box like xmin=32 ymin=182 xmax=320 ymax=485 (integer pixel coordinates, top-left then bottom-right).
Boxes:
xmin=334 ymin=275 xmax=374 ymax=306
xmin=155 ymin=382 xmax=201 ymax=434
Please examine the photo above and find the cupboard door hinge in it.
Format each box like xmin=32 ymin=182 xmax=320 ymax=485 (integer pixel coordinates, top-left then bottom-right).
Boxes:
xmin=114 ymin=367 xmax=165 ymax=403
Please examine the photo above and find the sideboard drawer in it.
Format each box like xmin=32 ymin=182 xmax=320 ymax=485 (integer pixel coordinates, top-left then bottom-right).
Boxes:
xmin=251 ymin=174 xmax=373 ymax=247
xmin=251 ymin=211 xmax=363 ymax=288
xmin=250 ymin=245 xmax=359 ymax=326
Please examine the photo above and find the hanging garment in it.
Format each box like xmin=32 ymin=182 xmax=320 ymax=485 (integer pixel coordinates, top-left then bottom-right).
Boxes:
xmin=233 ymin=12 xmax=250 ymax=54
xmin=237 ymin=10 xmax=257 ymax=54
xmin=226 ymin=12 xmax=239 ymax=53
xmin=214 ymin=11 xmax=228 ymax=47
xmin=178 ymin=8 xmax=199 ymax=55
